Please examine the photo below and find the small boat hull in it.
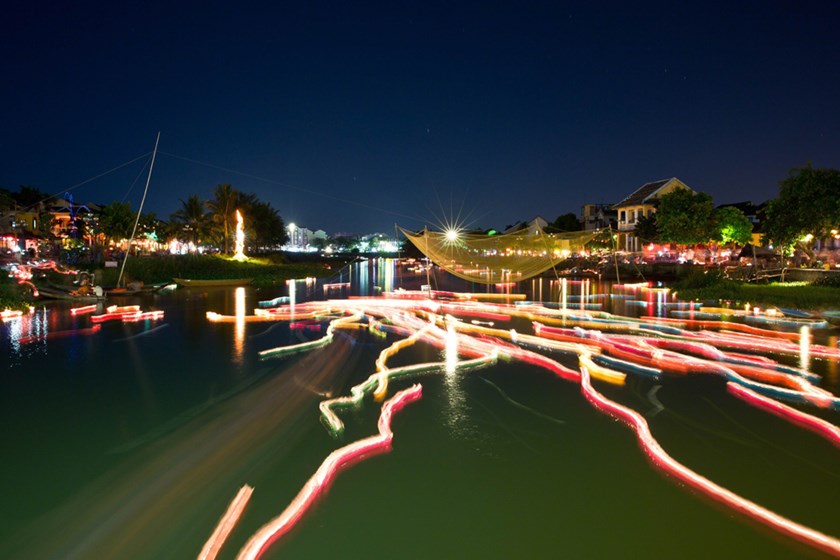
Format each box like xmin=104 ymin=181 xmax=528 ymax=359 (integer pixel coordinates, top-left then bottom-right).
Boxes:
xmin=36 ymin=287 xmax=105 ymax=302
xmin=173 ymin=278 xmax=254 ymax=287
xmin=819 ymin=310 xmax=840 ymax=325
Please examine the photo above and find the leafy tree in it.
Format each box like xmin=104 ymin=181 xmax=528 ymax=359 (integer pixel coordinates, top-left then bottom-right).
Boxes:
xmin=764 ymin=164 xmax=840 ymax=253
xmin=170 ymin=195 xmax=210 ymax=244
xmin=654 ymin=188 xmax=717 ymax=245
xmin=208 ymin=183 xmax=244 ymax=254
xmin=137 ymin=212 xmax=163 ymax=241
xmin=36 ymin=211 xmax=57 ymax=239
xmin=245 ymin=200 xmax=288 ymax=251
xmin=715 ymin=206 xmax=753 ymax=245
xmin=11 ymin=185 xmax=50 ymax=209
xmin=0 ymin=188 xmax=15 ymax=211
xmin=548 ymin=212 xmax=581 ymax=232
xmin=633 ymin=213 xmax=659 ymax=243
xmin=330 ymin=235 xmax=358 ymax=253
xmin=155 ymin=220 xmax=174 ymax=245
xmin=99 ymin=202 xmax=135 ymax=245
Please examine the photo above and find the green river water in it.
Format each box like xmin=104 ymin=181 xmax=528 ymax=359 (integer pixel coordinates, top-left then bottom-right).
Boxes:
xmin=1 ymin=259 xmax=838 ymax=559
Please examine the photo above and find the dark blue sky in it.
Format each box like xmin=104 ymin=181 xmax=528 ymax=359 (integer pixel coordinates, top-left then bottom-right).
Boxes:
xmin=3 ymin=2 xmax=839 ymax=234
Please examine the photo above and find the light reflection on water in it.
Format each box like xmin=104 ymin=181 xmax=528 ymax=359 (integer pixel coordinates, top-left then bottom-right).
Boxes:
xmin=442 ymin=316 xmax=473 ymax=441
xmin=6 ymin=308 xmax=49 ymax=363
xmin=1 ymin=259 xmax=839 ymax=559
xmin=828 ymin=336 xmax=839 ymax=387
xmin=800 ymin=325 xmax=811 ymax=372
xmin=234 ymin=286 xmax=245 ymax=362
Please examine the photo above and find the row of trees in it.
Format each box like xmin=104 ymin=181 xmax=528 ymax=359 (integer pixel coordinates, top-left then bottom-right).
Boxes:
xmin=2 ymin=183 xmax=289 ymax=254
xmin=508 ymin=198 xmax=754 ymax=245
xmin=0 ymin=185 xmax=58 ymax=240
xmin=632 ymin=190 xmax=754 ymax=246
xmin=168 ymin=184 xmax=288 ymax=252
xmin=633 ymin=165 xmax=839 ymax=257
xmin=764 ymin=165 xmax=840 ymax=254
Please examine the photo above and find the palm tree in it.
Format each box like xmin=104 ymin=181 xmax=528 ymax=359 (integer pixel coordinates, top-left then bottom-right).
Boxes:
xmin=247 ymin=200 xmax=288 ymax=252
xmin=170 ymin=195 xmax=209 ymax=245
xmin=0 ymin=188 xmax=15 ymax=211
xmin=99 ymin=202 xmax=135 ymax=247
xmin=12 ymin=185 xmax=50 ymax=210
xmin=208 ymin=184 xmax=241 ymax=254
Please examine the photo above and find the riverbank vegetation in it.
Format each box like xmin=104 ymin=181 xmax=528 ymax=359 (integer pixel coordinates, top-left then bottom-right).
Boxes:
xmin=673 ymin=269 xmax=840 ymax=311
xmin=92 ymin=254 xmax=342 ymax=288
xmin=0 ymin=277 xmax=36 ymax=311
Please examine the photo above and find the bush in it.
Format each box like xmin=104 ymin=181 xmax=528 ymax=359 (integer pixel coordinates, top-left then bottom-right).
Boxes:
xmin=89 ymin=254 xmax=332 ymax=288
xmin=673 ymin=268 xmax=731 ymax=290
xmin=0 ymin=277 xmax=37 ymax=310
xmin=671 ymin=268 xmax=743 ymax=302
xmin=811 ymin=273 xmax=840 ymax=288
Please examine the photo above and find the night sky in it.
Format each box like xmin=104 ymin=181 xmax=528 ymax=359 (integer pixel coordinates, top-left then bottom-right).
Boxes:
xmin=3 ymin=2 xmax=839 ymax=234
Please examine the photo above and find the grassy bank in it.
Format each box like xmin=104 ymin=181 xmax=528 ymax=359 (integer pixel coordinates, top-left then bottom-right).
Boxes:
xmin=111 ymin=254 xmax=341 ymax=288
xmin=87 ymin=254 xmax=342 ymax=289
xmin=1 ymin=277 xmax=37 ymax=311
xmin=673 ymin=270 xmax=840 ymax=311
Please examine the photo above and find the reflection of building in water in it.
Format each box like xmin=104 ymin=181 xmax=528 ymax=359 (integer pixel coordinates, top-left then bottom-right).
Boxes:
xmin=352 ymin=260 xmax=369 ymax=295
xmin=286 ymin=277 xmax=317 ymax=311
xmin=8 ymin=309 xmax=49 ymax=357
xmin=373 ymin=258 xmax=396 ymax=293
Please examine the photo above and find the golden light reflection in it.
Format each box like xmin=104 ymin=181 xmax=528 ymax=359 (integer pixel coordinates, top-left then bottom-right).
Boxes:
xmin=198 ymin=289 xmax=840 ymax=559
xmin=826 ymin=336 xmax=839 ymax=388
xmin=561 ymin=277 xmax=567 ymax=315
xmin=799 ymin=326 xmax=811 ymax=372
xmin=580 ymin=278 xmax=589 ymax=312
xmin=442 ymin=314 xmax=470 ymax=438
xmin=383 ymin=258 xmax=394 ymax=293
xmin=234 ymin=287 xmax=246 ymax=362
xmin=445 ymin=315 xmax=458 ymax=375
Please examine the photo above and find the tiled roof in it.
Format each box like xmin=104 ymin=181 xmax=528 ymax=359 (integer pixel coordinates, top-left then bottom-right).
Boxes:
xmin=611 ymin=179 xmax=671 ymax=209
xmin=503 ymin=216 xmax=548 ymax=234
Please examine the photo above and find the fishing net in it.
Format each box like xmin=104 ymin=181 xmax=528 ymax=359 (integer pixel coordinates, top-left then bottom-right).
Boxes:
xmin=399 ymin=225 xmax=604 ymax=284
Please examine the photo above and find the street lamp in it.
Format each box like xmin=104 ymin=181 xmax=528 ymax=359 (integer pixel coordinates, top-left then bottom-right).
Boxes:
xmin=288 ymin=223 xmax=297 ymax=247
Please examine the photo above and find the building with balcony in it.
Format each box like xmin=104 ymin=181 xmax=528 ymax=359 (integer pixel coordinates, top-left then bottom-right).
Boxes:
xmin=612 ymin=177 xmax=694 ymax=252
xmin=580 ymin=203 xmax=617 ymax=231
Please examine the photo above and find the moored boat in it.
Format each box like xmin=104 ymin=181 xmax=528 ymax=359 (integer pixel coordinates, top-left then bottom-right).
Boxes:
xmin=819 ymin=310 xmax=840 ymax=325
xmin=107 ymin=282 xmax=177 ymax=295
xmin=36 ymin=285 xmax=105 ymax=302
xmin=173 ymin=278 xmax=254 ymax=287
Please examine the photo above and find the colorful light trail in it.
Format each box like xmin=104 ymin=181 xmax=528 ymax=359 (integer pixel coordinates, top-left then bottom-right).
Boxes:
xmin=199 ymin=288 xmax=840 ymax=557
xmin=233 ymin=385 xmax=424 ymax=560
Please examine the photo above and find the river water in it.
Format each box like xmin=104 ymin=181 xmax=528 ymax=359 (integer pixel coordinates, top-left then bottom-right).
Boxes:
xmin=1 ymin=259 xmax=838 ymax=559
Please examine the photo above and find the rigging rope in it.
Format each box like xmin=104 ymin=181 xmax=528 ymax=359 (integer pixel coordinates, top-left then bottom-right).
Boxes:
xmin=18 ymin=152 xmax=153 ymax=212
xmin=159 ymin=151 xmax=427 ymax=224
xmin=399 ymin=224 xmax=603 ymax=284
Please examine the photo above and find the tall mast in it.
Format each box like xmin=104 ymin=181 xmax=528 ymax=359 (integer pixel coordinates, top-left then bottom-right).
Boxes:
xmin=117 ymin=132 xmax=160 ymax=288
